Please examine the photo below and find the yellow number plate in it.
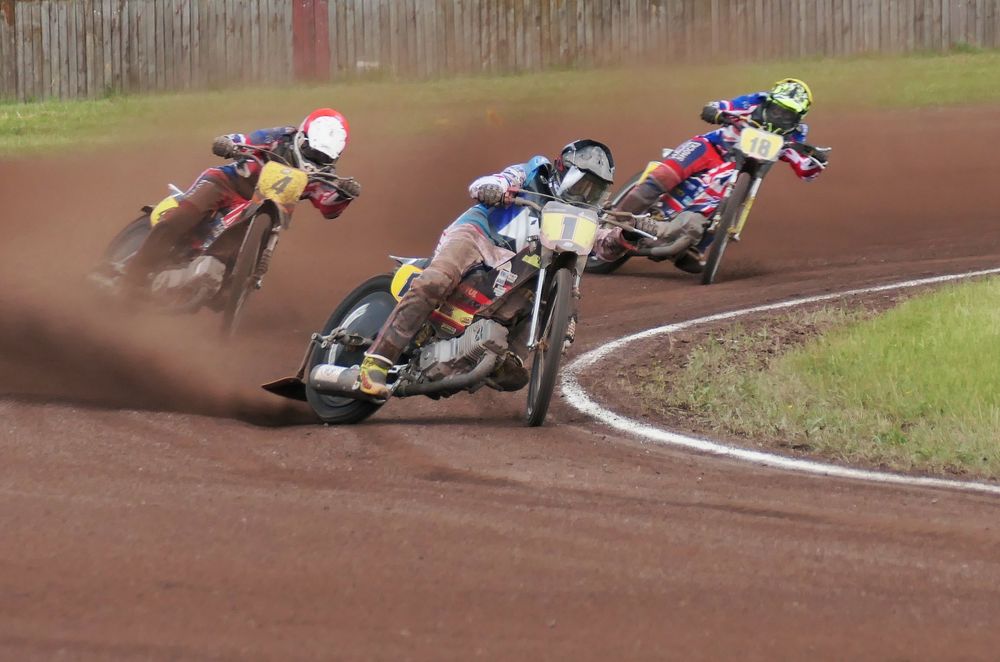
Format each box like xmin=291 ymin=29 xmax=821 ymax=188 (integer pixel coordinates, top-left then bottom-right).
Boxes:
xmin=539 ymin=202 xmax=598 ymax=255
xmin=738 ymin=127 xmax=784 ymax=162
xmin=258 ymin=161 xmax=308 ymax=204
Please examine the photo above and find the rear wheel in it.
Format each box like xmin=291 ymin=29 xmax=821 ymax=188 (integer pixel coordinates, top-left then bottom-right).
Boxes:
xmin=525 ymin=268 xmax=574 ymax=427
xmin=221 ymin=211 xmax=273 ymax=337
xmin=585 ymin=252 xmax=631 ymax=275
xmin=305 ymin=274 xmax=395 ymax=425
xmin=100 ymin=213 xmax=153 ymax=267
xmin=702 ymin=172 xmax=751 ymax=285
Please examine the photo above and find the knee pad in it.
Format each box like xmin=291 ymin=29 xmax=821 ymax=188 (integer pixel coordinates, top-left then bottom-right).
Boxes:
xmin=409 ymin=267 xmax=457 ymax=305
xmin=647 ymin=162 xmax=683 ymax=192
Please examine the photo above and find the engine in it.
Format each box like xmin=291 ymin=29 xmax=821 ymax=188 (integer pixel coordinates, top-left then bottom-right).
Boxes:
xmin=417 ymin=319 xmax=509 ymax=382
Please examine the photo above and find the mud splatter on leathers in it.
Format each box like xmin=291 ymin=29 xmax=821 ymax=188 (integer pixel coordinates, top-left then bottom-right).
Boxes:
xmin=126 ymin=126 xmax=357 ymax=282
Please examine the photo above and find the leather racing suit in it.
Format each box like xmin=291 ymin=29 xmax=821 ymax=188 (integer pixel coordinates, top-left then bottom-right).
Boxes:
xmin=595 ymin=91 xmax=828 ymax=263
xmin=125 ymin=126 xmax=357 ymax=287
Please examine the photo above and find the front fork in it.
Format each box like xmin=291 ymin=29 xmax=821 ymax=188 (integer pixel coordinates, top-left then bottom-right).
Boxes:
xmin=252 ymin=225 xmax=282 ymax=289
xmin=525 ymin=263 xmax=583 ymax=352
xmin=527 ymin=265 xmax=547 ymax=350
xmin=731 ymin=176 xmax=764 ymax=241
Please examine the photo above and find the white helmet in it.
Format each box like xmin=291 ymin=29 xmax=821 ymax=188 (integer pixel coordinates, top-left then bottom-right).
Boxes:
xmin=293 ymin=108 xmax=350 ymax=172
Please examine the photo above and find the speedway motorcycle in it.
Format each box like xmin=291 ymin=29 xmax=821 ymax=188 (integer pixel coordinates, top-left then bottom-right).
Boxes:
xmin=587 ymin=113 xmax=828 ymax=285
xmin=263 ymin=194 xmax=609 ymax=427
xmin=90 ymin=146 xmax=357 ymax=336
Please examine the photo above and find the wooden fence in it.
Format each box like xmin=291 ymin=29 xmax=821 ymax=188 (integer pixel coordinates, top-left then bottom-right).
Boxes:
xmin=2 ymin=0 xmax=999 ymax=102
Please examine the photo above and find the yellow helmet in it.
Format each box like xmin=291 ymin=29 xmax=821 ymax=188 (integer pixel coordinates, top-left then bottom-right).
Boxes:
xmin=769 ymin=78 xmax=813 ymax=115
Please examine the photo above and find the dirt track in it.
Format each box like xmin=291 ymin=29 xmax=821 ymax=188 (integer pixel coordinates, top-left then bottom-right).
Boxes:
xmin=3 ymin=106 xmax=1000 ymax=659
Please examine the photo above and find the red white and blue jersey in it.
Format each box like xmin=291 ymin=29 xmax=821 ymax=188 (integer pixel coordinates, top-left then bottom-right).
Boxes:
xmin=215 ymin=126 xmax=353 ymax=220
xmin=701 ymin=91 xmax=823 ymax=181
xmin=656 ymin=91 xmax=825 ymax=219
xmin=659 ymin=161 xmax=735 ymax=220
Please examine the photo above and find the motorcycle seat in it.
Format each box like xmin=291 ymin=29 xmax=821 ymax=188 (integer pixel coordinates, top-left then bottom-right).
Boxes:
xmin=390 ymin=255 xmax=432 ymax=269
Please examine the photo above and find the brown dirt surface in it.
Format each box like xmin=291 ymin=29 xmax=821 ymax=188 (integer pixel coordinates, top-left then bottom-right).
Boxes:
xmin=3 ymin=103 xmax=1000 ymax=660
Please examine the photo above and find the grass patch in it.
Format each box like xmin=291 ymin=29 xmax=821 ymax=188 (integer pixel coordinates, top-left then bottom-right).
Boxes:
xmin=632 ymin=279 xmax=1000 ymax=478
xmin=3 ymin=49 xmax=1000 ymax=156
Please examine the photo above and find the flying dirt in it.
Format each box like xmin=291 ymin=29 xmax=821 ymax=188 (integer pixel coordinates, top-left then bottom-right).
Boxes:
xmin=3 ymin=105 xmax=1000 ymax=659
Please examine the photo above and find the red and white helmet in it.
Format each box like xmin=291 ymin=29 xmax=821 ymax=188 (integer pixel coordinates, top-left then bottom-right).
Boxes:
xmin=293 ymin=108 xmax=350 ymax=172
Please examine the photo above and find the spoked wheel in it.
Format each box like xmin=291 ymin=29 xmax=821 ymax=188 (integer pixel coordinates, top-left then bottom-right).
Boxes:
xmin=525 ymin=268 xmax=574 ymax=427
xmin=702 ymin=172 xmax=751 ymax=285
xmin=221 ymin=211 xmax=273 ymax=337
xmin=305 ymin=274 xmax=395 ymax=425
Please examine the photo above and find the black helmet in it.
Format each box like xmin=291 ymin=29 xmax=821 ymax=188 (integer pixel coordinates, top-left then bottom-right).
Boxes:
xmin=554 ymin=139 xmax=615 ymax=205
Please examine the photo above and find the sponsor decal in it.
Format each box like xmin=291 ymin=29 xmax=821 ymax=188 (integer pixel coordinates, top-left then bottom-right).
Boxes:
xmin=492 ymin=268 xmax=517 ymax=297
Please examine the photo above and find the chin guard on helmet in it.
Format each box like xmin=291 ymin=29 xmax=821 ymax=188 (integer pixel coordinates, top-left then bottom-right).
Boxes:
xmin=554 ymin=138 xmax=616 ymax=205
xmin=294 ymin=108 xmax=350 ymax=172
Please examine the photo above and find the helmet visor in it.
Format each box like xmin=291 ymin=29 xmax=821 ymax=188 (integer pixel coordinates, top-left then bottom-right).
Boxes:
xmin=302 ymin=142 xmax=335 ymax=166
xmin=558 ymin=166 xmax=610 ymax=205
xmin=763 ymin=103 xmax=801 ymax=133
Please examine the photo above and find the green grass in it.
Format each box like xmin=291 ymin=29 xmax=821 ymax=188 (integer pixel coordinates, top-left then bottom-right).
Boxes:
xmin=3 ymin=48 xmax=1000 ymax=156
xmin=632 ymin=279 xmax=1000 ymax=478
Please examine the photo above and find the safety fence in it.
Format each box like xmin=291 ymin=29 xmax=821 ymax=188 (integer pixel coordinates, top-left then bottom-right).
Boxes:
xmin=2 ymin=0 xmax=998 ymax=102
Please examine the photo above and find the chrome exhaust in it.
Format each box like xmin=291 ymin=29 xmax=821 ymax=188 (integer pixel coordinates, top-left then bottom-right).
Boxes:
xmin=308 ymin=364 xmax=362 ymax=396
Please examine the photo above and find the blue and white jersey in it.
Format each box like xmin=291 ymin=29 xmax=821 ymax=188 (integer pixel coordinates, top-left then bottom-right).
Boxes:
xmin=450 ymin=155 xmax=556 ymax=251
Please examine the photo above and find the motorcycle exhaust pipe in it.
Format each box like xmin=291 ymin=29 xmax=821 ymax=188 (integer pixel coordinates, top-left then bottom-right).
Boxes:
xmin=308 ymin=364 xmax=362 ymax=396
xmin=308 ymin=351 xmax=501 ymax=399
xmin=394 ymin=351 xmax=499 ymax=397
xmin=633 ymin=236 xmax=690 ymax=258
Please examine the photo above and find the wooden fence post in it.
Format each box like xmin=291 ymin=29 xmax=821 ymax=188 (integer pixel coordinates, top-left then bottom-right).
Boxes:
xmin=292 ymin=0 xmax=330 ymax=81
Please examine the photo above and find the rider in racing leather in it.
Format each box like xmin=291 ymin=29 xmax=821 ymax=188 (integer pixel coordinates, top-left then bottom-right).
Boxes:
xmin=123 ymin=108 xmax=361 ymax=295
xmin=356 ymin=139 xmax=617 ymax=400
xmin=594 ymin=78 xmax=831 ymax=273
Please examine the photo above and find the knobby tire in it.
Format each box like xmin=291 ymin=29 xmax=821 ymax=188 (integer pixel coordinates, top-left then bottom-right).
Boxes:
xmin=525 ymin=268 xmax=574 ymax=427
xmin=702 ymin=171 xmax=751 ymax=285
xmin=221 ymin=211 xmax=273 ymax=337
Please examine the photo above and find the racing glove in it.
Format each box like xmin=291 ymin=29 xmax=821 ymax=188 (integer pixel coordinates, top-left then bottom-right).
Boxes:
xmin=476 ymin=183 xmax=506 ymax=207
xmin=811 ymin=146 xmax=831 ymax=167
xmin=334 ymin=177 xmax=362 ymax=198
xmin=700 ymin=104 xmax=723 ymax=125
xmin=212 ymin=135 xmax=238 ymax=159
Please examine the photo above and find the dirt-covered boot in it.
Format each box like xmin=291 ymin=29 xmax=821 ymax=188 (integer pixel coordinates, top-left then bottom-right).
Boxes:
xmin=357 ymin=354 xmax=392 ymax=400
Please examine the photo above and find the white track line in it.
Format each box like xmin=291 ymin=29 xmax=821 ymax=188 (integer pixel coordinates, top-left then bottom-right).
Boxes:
xmin=563 ymin=267 xmax=1000 ymax=496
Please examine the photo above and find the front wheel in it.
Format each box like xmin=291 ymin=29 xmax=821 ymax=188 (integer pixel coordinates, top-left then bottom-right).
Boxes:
xmin=221 ymin=211 xmax=273 ymax=337
xmin=701 ymin=172 xmax=751 ymax=285
xmin=525 ymin=268 xmax=574 ymax=427
xmin=305 ymin=274 xmax=396 ymax=425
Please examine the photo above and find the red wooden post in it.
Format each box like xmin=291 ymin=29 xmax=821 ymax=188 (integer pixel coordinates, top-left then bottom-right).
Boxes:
xmin=293 ymin=0 xmax=331 ymax=81
xmin=314 ymin=0 xmax=331 ymax=80
xmin=293 ymin=0 xmax=315 ymax=80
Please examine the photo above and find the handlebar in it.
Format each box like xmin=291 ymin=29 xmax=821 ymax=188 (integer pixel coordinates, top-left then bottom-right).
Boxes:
xmin=718 ymin=111 xmax=747 ymax=127
xmin=232 ymin=144 xmax=359 ymax=189
xmin=512 ymin=197 xmax=543 ymax=212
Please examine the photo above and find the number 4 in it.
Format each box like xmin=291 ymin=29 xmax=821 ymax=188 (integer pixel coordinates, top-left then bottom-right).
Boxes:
xmin=271 ymin=175 xmax=292 ymax=194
